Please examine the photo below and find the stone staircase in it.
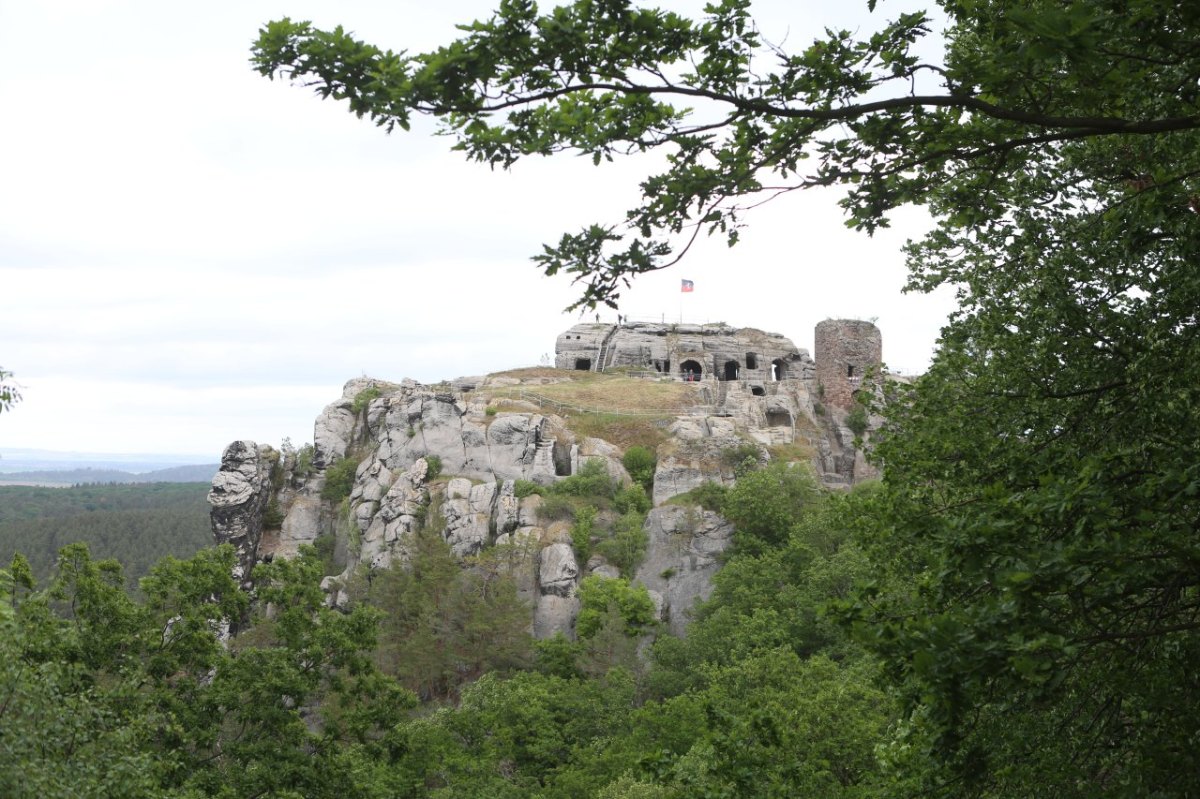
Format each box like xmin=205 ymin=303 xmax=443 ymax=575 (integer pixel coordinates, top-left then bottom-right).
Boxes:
xmin=594 ymin=326 xmax=620 ymax=372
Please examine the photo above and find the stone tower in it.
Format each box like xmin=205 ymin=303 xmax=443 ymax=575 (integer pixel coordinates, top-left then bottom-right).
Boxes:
xmin=814 ymin=319 xmax=882 ymax=410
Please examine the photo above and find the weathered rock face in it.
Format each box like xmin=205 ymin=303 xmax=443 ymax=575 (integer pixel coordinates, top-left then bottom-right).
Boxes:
xmin=361 ymin=395 xmax=559 ymax=486
xmin=652 ymin=416 xmax=747 ymax=505
xmin=314 ymin=377 xmax=379 ymax=468
xmin=358 ymin=458 xmax=429 ymax=571
xmin=208 ymin=440 xmax=274 ymax=588
xmin=442 ymin=478 xmax=498 ymax=558
xmin=634 ymin=506 xmax=734 ymax=636
xmin=533 ymin=538 xmax=581 ymax=638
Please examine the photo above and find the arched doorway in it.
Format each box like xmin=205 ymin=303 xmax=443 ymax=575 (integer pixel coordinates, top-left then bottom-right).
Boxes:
xmin=771 ymin=358 xmax=787 ymax=381
xmin=574 ymin=358 xmax=592 ymax=371
xmin=680 ymin=359 xmax=703 ymax=381
xmin=723 ymin=360 xmax=740 ymax=381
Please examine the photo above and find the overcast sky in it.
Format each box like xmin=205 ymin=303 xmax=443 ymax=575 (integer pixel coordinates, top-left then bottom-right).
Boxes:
xmin=0 ymin=0 xmax=956 ymax=460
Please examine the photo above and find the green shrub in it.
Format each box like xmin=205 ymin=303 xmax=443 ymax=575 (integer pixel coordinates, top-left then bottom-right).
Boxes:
xmin=321 ymin=456 xmax=362 ymax=503
xmin=262 ymin=498 xmax=284 ymax=529
xmin=812 ymin=401 xmax=826 ymax=416
xmin=552 ymin=459 xmax=617 ymax=499
xmin=533 ymin=633 xmax=583 ymax=679
xmin=537 ymin=493 xmax=577 ymax=522
xmin=485 ymin=405 xmax=498 ymax=416
xmin=721 ymin=443 xmax=762 ymax=477
xmin=513 ymin=479 xmax=543 ymax=498
xmin=423 ymin=454 xmax=443 ymax=481
xmin=614 ymin=483 xmax=651 ymax=515
xmin=312 ymin=533 xmax=337 ymax=573
xmin=846 ymin=403 xmax=869 ymax=437
xmin=571 ymin=506 xmax=596 ymax=563
xmin=351 ymin=385 xmax=383 ymax=414
xmin=621 ymin=445 xmax=657 ymax=491
xmin=670 ymin=481 xmax=729 ymax=512
xmin=722 ymin=462 xmax=816 ymax=554
xmin=595 ymin=509 xmax=649 ymax=577
xmin=294 ymin=443 xmax=315 ymax=479
xmin=576 ymin=575 xmax=656 ymax=639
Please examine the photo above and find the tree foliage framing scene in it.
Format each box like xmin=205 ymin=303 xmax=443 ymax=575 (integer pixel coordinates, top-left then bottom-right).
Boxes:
xmin=252 ymin=1 xmax=1200 ymax=794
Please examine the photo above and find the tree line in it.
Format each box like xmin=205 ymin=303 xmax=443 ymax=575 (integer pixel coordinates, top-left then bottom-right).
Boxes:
xmin=0 ymin=483 xmax=212 ymax=585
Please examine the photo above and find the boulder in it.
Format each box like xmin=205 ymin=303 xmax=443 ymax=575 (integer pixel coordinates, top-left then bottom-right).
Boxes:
xmin=538 ymin=542 xmax=579 ymax=597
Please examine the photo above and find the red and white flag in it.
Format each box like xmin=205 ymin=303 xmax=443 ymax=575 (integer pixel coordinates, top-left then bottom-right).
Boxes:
xmin=681 ymin=279 xmax=694 ymax=293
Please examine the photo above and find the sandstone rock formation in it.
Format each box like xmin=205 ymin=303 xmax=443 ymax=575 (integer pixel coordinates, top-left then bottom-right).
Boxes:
xmin=634 ymin=506 xmax=734 ymax=636
xmin=210 ymin=319 xmax=888 ymax=640
xmin=208 ymin=440 xmax=274 ymax=588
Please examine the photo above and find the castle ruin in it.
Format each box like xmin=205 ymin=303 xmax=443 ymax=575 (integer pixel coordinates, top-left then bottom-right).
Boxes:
xmin=555 ymin=319 xmax=882 ymax=405
xmin=554 ymin=321 xmax=817 ymax=388
xmin=814 ymin=319 xmax=883 ymax=410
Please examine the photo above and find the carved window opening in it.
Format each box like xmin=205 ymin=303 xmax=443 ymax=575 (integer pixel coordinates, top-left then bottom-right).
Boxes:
xmin=767 ymin=409 xmax=792 ymax=427
xmin=847 ymin=364 xmax=855 ymax=378
xmin=746 ymin=353 xmax=758 ymax=370
xmin=771 ymin=359 xmax=787 ymax=381
xmin=553 ymin=439 xmax=572 ymax=476
xmin=723 ymin=360 xmax=740 ymax=381
xmin=574 ymin=358 xmax=592 ymax=371
xmin=750 ymin=385 xmax=765 ymax=397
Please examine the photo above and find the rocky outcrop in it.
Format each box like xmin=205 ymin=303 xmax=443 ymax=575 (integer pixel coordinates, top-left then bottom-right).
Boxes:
xmin=359 ymin=458 xmax=429 ymax=571
xmin=635 ymin=506 xmax=735 ymax=636
xmin=208 ymin=440 xmax=274 ymax=588
xmin=211 ymin=316 xmax=890 ymax=640
xmin=336 ymin=393 xmax=562 ymax=487
xmin=442 ymin=478 xmax=498 ymax=558
xmin=651 ymin=416 xmax=747 ymax=505
xmin=534 ymin=542 xmax=581 ymax=638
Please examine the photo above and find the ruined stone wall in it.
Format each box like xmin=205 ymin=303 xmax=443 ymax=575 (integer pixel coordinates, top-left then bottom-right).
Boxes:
xmin=813 ymin=319 xmax=883 ymax=410
xmin=554 ymin=321 xmax=814 ymax=384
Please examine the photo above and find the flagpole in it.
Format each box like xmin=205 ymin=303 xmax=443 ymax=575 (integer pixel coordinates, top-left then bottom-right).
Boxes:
xmin=679 ymin=278 xmax=694 ymax=323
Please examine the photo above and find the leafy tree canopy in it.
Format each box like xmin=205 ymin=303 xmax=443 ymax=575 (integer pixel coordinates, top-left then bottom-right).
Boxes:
xmin=252 ymin=0 xmax=1199 ymax=307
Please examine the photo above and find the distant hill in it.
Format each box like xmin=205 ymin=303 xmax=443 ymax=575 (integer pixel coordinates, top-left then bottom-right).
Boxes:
xmin=0 ymin=463 xmax=219 ymax=486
